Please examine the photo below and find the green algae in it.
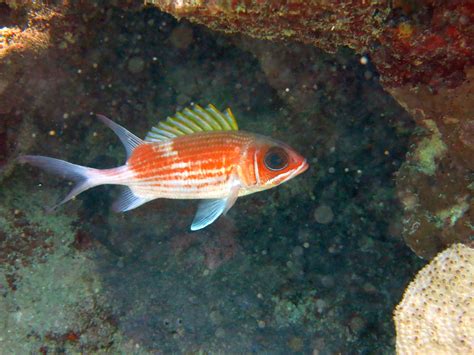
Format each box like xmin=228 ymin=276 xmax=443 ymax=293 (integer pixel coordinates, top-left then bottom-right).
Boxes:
xmin=412 ymin=119 xmax=447 ymax=176
xmin=0 ymin=173 xmax=125 ymax=353
xmin=272 ymin=290 xmax=318 ymax=328
xmin=0 ymin=178 xmax=78 ymax=268
xmin=1 ymin=249 xmax=97 ymax=350
xmin=434 ymin=198 xmax=470 ymax=228
xmin=4 ymin=191 xmax=76 ymax=241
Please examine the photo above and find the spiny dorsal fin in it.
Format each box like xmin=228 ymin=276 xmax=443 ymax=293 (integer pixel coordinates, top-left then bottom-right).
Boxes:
xmin=145 ymin=104 xmax=239 ymax=142
xmin=97 ymin=114 xmax=143 ymax=158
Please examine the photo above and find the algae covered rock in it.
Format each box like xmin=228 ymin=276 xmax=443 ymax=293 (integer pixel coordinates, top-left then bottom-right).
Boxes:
xmin=147 ymin=0 xmax=474 ymax=89
xmin=393 ymin=69 xmax=474 ymax=258
xmin=0 ymin=182 xmax=122 ymax=352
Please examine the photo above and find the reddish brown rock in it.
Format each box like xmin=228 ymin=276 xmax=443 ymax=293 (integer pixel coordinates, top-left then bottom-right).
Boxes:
xmin=389 ymin=68 xmax=474 ymax=170
xmin=392 ymin=68 xmax=474 ymax=259
xmin=148 ymin=1 xmax=382 ymax=52
xmin=147 ymin=0 xmax=474 ymax=89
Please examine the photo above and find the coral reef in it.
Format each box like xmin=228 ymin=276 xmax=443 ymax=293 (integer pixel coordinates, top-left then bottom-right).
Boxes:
xmin=394 ymin=243 xmax=474 ymax=354
xmin=147 ymin=0 xmax=474 ymax=89
xmin=0 ymin=5 xmax=57 ymax=180
xmin=393 ymin=68 xmax=474 ymax=258
xmin=0 ymin=4 xmax=53 ymax=58
xmin=0 ymin=1 xmax=460 ymax=353
xmin=149 ymin=0 xmax=381 ymax=49
xmin=148 ymin=0 xmax=474 ymax=260
xmin=2 ymin=1 xmax=471 ymax=260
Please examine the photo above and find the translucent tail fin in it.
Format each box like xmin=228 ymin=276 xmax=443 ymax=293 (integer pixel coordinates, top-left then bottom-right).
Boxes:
xmin=18 ymin=155 xmax=104 ymax=211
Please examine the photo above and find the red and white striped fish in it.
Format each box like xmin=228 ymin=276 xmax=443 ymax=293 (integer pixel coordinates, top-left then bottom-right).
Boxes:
xmin=19 ymin=104 xmax=308 ymax=230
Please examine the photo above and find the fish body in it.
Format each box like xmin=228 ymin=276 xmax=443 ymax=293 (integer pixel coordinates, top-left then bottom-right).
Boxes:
xmin=19 ymin=104 xmax=308 ymax=230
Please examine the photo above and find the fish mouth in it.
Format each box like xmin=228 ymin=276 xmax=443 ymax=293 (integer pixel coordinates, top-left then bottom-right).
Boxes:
xmin=267 ymin=158 xmax=309 ymax=186
xmin=288 ymin=159 xmax=309 ymax=180
xmin=300 ymin=159 xmax=309 ymax=173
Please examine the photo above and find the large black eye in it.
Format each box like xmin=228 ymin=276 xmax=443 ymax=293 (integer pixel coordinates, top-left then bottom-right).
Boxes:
xmin=264 ymin=147 xmax=289 ymax=171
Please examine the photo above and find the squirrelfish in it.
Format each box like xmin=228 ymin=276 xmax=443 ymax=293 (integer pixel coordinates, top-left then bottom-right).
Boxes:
xmin=19 ymin=104 xmax=308 ymax=230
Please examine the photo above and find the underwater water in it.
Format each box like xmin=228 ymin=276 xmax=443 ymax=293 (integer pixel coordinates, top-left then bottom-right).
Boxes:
xmin=0 ymin=6 xmax=426 ymax=354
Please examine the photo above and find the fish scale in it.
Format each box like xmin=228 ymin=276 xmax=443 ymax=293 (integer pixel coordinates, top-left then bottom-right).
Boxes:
xmin=127 ymin=132 xmax=250 ymax=199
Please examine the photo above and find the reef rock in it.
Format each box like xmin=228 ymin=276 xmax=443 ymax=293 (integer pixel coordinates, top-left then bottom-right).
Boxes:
xmin=394 ymin=243 xmax=474 ymax=355
xmin=2 ymin=2 xmax=471 ymax=258
xmin=148 ymin=0 xmax=474 ymax=259
xmin=147 ymin=0 xmax=474 ymax=89
xmin=0 ymin=4 xmax=66 ymax=180
xmin=393 ymin=68 xmax=474 ymax=258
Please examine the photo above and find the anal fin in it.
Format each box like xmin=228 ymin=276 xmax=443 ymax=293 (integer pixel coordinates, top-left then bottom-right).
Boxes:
xmin=113 ymin=187 xmax=151 ymax=212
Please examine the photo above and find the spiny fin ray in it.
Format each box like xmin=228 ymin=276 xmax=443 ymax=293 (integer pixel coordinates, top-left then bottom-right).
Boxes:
xmin=145 ymin=104 xmax=239 ymax=142
xmin=97 ymin=114 xmax=143 ymax=158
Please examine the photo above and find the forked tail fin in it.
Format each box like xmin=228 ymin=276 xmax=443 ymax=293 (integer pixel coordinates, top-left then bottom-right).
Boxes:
xmin=18 ymin=155 xmax=105 ymax=211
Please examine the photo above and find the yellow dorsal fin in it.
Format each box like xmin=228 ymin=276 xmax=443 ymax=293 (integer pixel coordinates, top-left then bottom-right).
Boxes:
xmin=145 ymin=104 xmax=239 ymax=142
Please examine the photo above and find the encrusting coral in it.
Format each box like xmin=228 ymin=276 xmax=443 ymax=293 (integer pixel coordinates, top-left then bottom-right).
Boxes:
xmin=394 ymin=243 xmax=474 ymax=355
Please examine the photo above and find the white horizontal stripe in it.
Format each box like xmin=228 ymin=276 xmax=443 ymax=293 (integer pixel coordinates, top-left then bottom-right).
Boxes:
xmin=168 ymin=161 xmax=188 ymax=169
xmin=136 ymin=175 xmax=228 ymax=187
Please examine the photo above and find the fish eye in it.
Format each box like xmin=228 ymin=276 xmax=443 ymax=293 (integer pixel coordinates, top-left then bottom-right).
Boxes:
xmin=264 ymin=147 xmax=289 ymax=171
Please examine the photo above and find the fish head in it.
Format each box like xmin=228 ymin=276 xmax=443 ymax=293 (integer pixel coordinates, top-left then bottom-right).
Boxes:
xmin=249 ymin=135 xmax=308 ymax=190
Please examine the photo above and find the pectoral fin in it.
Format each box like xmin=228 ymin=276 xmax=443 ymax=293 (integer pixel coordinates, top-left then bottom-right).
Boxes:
xmin=190 ymin=184 xmax=240 ymax=231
